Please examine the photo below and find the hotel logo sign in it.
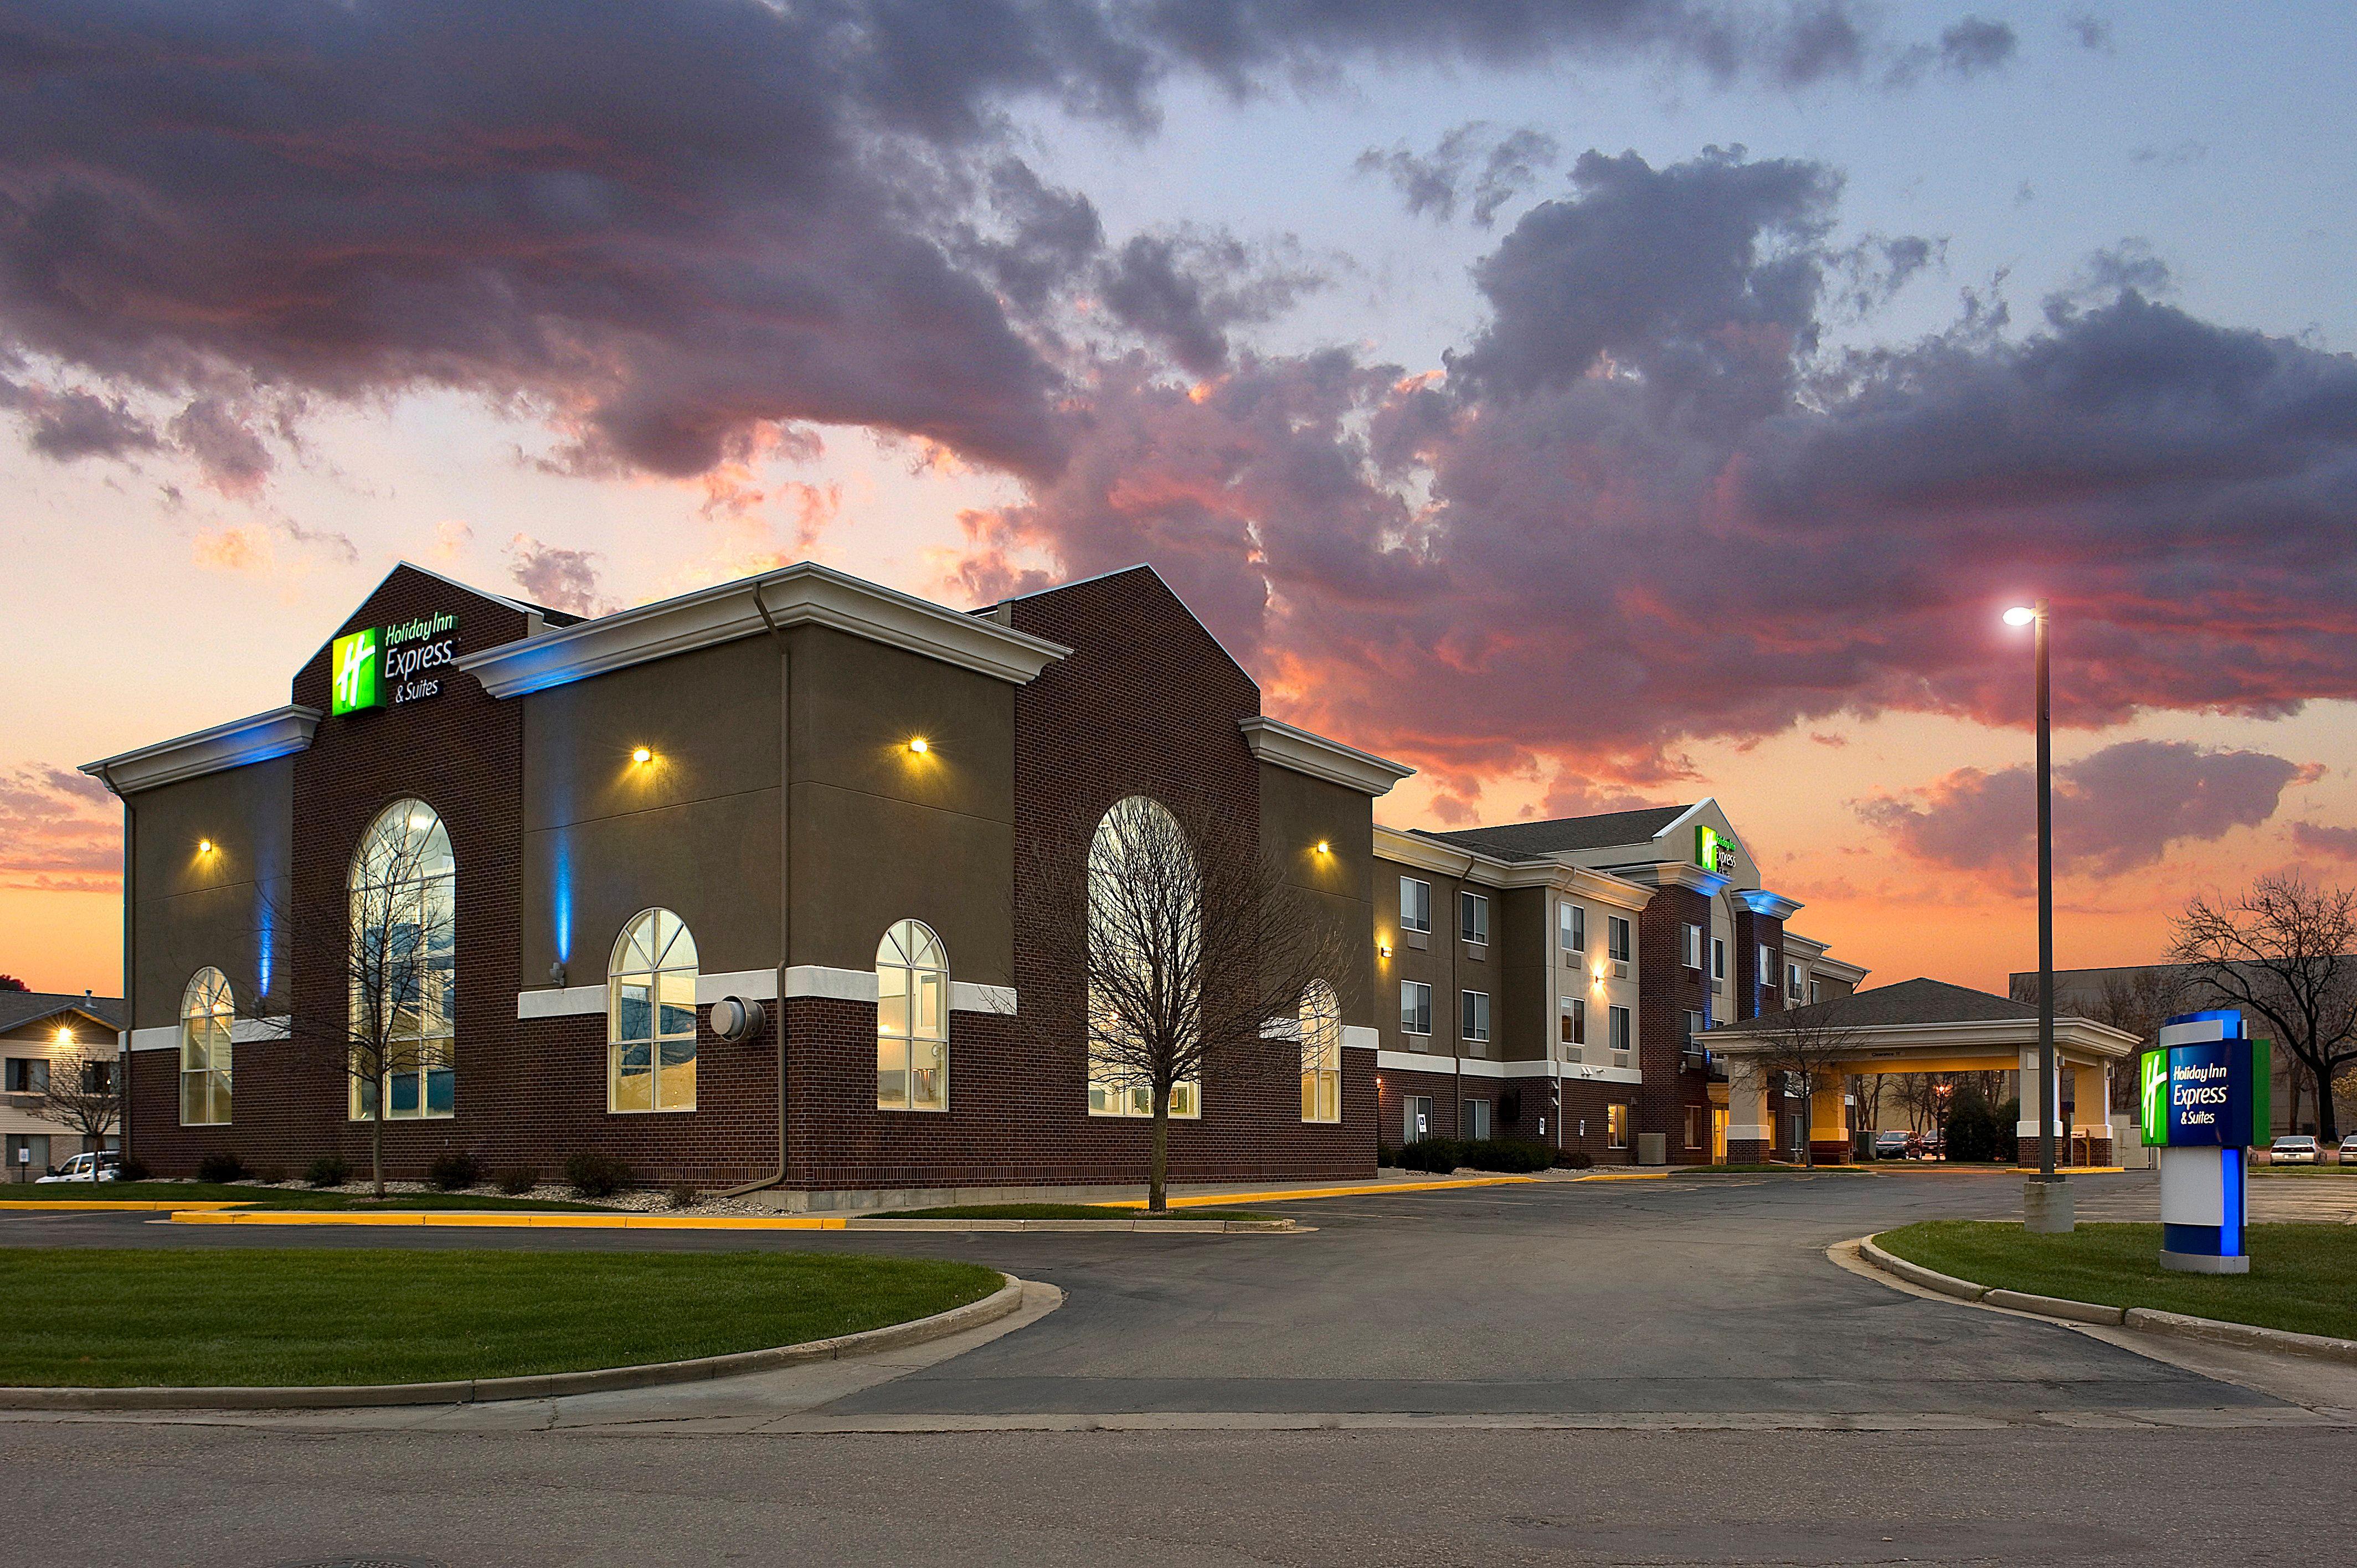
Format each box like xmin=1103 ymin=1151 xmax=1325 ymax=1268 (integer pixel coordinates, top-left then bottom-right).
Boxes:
xmin=1694 ymin=825 xmax=1735 ymax=875
xmin=330 ymin=611 xmax=460 ymax=715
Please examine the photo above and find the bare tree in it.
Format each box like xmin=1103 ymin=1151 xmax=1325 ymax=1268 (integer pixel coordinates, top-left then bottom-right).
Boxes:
xmin=2170 ymin=871 xmax=2357 ymax=1144
xmin=1737 ymin=996 xmax=1867 ymax=1168
xmin=267 ymin=802 xmax=456 ymax=1197
xmin=1024 ymin=792 xmax=1358 ymax=1213
xmin=1848 ymin=1070 xmax=1888 ymax=1153
xmin=37 ymin=1045 xmax=120 ymax=1164
xmin=2086 ymin=969 xmax=2185 ymax=1111
xmin=1892 ymin=1072 xmax=1942 ymax=1137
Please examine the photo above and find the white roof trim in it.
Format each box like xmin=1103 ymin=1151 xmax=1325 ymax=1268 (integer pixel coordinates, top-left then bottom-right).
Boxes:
xmin=459 ymin=561 xmax=1071 ymax=698
xmin=1731 ymin=888 xmax=1803 ymax=920
xmin=1240 ymin=717 xmax=1414 ymax=796
xmin=1373 ymin=826 xmax=1654 ymax=907
xmin=81 ymin=705 xmax=321 ymax=793
xmin=1710 ymin=1015 xmax=2139 ymax=1060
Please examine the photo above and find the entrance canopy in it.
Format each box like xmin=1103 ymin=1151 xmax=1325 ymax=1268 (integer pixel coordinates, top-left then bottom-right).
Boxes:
xmin=1705 ymin=978 xmax=2140 ymax=1159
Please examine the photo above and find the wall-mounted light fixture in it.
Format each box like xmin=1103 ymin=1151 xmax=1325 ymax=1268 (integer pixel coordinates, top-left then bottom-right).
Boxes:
xmin=54 ymin=1027 xmax=74 ymax=1046
xmin=631 ymin=746 xmax=653 ymax=765
xmin=1378 ymin=941 xmax=1393 ymax=959
xmin=907 ymin=736 xmax=930 ymax=755
xmin=197 ymin=838 xmax=215 ymax=854
xmin=1315 ymin=839 xmax=1331 ymax=855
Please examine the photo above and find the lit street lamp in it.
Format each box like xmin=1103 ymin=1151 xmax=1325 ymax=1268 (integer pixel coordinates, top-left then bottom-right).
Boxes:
xmin=2005 ymin=601 xmax=2071 ymax=1232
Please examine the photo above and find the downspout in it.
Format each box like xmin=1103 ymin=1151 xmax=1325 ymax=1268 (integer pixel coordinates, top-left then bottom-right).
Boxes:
xmin=97 ymin=765 xmax=133 ymax=1172
xmin=717 ymin=586 xmax=790 ymax=1199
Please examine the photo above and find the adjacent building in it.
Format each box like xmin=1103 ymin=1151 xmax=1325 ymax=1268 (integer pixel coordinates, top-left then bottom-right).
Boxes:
xmin=1 ymin=989 xmax=122 ymax=1180
xmin=83 ymin=557 xmax=1870 ymax=1199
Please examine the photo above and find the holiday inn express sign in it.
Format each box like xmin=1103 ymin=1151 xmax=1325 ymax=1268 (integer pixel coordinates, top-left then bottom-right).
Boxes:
xmin=331 ymin=611 xmax=460 ymax=714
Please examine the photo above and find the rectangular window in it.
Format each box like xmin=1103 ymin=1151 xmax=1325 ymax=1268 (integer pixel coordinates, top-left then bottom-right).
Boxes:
xmin=81 ymin=1061 xmax=111 ymax=1096
xmin=1809 ymin=979 xmax=1823 ymax=1005
xmin=1465 ymin=1098 xmax=1493 ymax=1141
xmin=1400 ymin=981 xmax=1432 ymax=1036
xmin=1607 ymin=1102 xmax=1630 ymax=1149
xmin=1461 ymin=990 xmax=1491 ymax=1044
xmin=1787 ymin=961 xmax=1805 ymax=1002
xmin=5 ymin=1134 xmax=51 ymax=1178
xmin=3 ymin=1058 xmax=47 ymax=1094
xmin=1399 ymin=876 xmax=1431 ymax=933
xmin=1403 ymin=1095 xmax=1434 ymax=1143
xmin=1712 ymin=936 xmax=1727 ymax=981
xmin=1459 ymin=891 xmax=1489 ymax=945
xmin=1609 ymin=1004 xmax=1632 ymax=1053
xmin=1609 ymin=916 xmax=1632 ymax=963
xmin=1685 ymin=1105 xmax=1705 ymax=1150
xmin=1757 ymin=943 xmax=1772 ymax=986
xmin=1682 ymin=922 xmax=1702 ymax=970
xmin=1561 ymin=999 xmax=1586 ymax=1048
xmin=1560 ymin=901 xmax=1586 ymax=952
xmin=1685 ymin=1009 xmax=1705 ymax=1048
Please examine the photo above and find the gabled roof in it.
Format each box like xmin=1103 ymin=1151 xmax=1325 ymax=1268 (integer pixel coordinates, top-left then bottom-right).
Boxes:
xmin=1426 ymin=804 xmax=1694 ymax=861
xmin=1710 ymin=977 xmax=2036 ymax=1035
xmin=0 ymin=991 xmax=124 ymax=1035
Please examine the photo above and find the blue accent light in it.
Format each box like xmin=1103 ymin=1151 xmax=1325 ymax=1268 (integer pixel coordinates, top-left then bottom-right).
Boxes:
xmin=553 ymin=834 xmax=573 ymax=964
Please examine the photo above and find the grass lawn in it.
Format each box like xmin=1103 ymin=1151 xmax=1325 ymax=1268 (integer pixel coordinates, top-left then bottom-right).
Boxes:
xmin=868 ymin=1203 xmax=1275 ymax=1220
xmin=1 ymin=1183 xmax=605 ymax=1211
xmin=0 ymin=1248 xmax=1002 ymax=1388
xmin=1877 ymin=1221 xmax=2357 ymax=1342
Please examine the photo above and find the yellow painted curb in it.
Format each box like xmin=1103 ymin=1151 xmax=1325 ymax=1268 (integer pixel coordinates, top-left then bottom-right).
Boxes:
xmin=169 ymin=1210 xmax=851 ymax=1230
xmin=0 ymin=1200 xmax=250 ymax=1212
xmin=1100 ymin=1175 xmax=1537 ymax=1209
xmin=1574 ymin=1171 xmax=1672 ymax=1181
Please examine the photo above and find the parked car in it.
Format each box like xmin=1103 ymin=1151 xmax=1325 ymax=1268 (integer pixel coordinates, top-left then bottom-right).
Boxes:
xmin=32 ymin=1151 xmax=119 ymax=1184
xmin=2339 ymin=1141 xmax=2357 ymax=1166
xmin=1872 ymin=1131 xmax=1915 ymax=1160
xmin=2267 ymin=1134 xmax=2321 ymax=1165
xmin=1918 ymin=1132 xmax=1946 ymax=1162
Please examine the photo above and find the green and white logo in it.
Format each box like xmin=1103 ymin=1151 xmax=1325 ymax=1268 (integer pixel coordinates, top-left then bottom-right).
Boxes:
xmin=2139 ymin=1050 xmax=2169 ymax=1145
xmin=1695 ymin=825 xmax=1733 ymax=875
xmin=331 ymin=627 xmax=382 ymax=714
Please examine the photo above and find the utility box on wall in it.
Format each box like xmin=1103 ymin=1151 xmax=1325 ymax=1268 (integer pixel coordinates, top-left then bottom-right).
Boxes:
xmin=1637 ymin=1132 xmax=1666 ymax=1166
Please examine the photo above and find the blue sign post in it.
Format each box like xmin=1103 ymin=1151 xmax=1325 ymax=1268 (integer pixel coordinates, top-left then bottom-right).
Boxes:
xmin=2142 ymin=1010 xmax=2271 ymax=1275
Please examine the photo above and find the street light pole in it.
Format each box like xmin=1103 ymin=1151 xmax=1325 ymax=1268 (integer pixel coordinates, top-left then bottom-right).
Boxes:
xmin=2006 ymin=600 xmax=2071 ymax=1232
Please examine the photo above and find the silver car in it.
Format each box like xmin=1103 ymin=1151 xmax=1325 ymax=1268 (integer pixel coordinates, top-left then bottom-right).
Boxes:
xmin=2267 ymin=1134 xmax=2320 ymax=1165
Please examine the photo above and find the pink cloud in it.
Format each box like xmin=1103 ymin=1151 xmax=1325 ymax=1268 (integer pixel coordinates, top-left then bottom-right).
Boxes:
xmin=0 ymin=765 xmax=121 ymax=894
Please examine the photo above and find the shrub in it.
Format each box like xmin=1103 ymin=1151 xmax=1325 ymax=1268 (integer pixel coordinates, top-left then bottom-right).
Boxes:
xmin=1555 ymin=1148 xmax=1594 ymax=1170
xmin=1943 ymin=1092 xmax=2002 ymax=1163
xmin=1461 ymin=1138 xmax=1557 ymax=1173
xmin=564 ymin=1152 xmax=635 ymax=1198
xmin=1376 ymin=1142 xmax=1398 ymax=1169
xmin=305 ymin=1153 xmax=351 ymax=1188
xmin=1397 ymin=1138 xmax=1462 ymax=1174
xmin=251 ymin=1164 xmax=287 ymax=1186
xmin=195 ymin=1150 xmax=248 ymax=1184
xmin=666 ymin=1180 xmax=698 ymax=1210
xmin=426 ymin=1151 xmax=482 ymax=1192
xmin=494 ymin=1166 xmax=539 ymax=1196
xmin=115 ymin=1154 xmax=151 ymax=1182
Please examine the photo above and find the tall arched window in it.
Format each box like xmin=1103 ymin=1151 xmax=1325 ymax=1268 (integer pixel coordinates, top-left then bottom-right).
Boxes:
xmin=179 ymin=967 xmax=234 ymax=1126
xmin=877 ymin=919 xmax=948 ymax=1111
xmin=610 ymin=909 xmax=699 ymax=1113
xmin=348 ymin=798 xmax=456 ymax=1121
xmin=1299 ymin=979 xmax=1341 ymax=1123
xmin=1086 ymin=795 xmax=1200 ymax=1119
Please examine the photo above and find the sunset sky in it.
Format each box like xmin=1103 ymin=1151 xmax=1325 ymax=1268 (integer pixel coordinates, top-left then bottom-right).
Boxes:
xmin=5 ymin=1 xmax=2354 ymax=998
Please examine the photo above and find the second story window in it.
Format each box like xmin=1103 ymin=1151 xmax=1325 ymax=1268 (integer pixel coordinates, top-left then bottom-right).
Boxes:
xmin=1787 ymin=961 xmax=1805 ymax=1002
xmin=1608 ymin=915 xmax=1632 ymax=964
xmin=1560 ymin=901 xmax=1585 ymax=952
xmin=1608 ymin=1004 xmax=1632 ymax=1053
xmin=1682 ymin=922 xmax=1702 ymax=970
xmin=1399 ymin=876 xmax=1431 ymax=934
xmin=1757 ymin=942 xmax=1772 ymax=987
xmin=1400 ymin=981 xmax=1432 ymax=1036
xmin=1561 ymin=999 xmax=1585 ymax=1046
xmin=1685 ymin=1009 xmax=1705 ymax=1048
xmin=1712 ymin=936 xmax=1727 ymax=982
xmin=1459 ymin=891 xmax=1489 ymax=945
xmin=1461 ymin=989 xmax=1491 ymax=1043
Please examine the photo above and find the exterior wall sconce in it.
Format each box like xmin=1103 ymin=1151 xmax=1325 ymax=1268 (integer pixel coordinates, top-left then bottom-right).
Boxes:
xmin=631 ymin=746 xmax=653 ymax=765
xmin=1315 ymin=839 xmax=1331 ymax=855
xmin=1378 ymin=942 xmax=1393 ymax=959
xmin=907 ymin=736 xmax=930 ymax=755
xmin=548 ymin=961 xmax=567 ymax=987
xmin=198 ymin=838 xmax=215 ymax=854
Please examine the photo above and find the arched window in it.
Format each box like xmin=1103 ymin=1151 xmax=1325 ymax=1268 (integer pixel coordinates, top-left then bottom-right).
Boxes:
xmin=179 ymin=967 xmax=234 ymax=1126
xmin=610 ymin=909 xmax=699 ymax=1113
xmin=348 ymin=798 xmax=456 ymax=1121
xmin=877 ymin=919 xmax=948 ymax=1111
xmin=1085 ymin=795 xmax=1200 ymax=1119
xmin=1299 ymin=979 xmax=1341 ymax=1123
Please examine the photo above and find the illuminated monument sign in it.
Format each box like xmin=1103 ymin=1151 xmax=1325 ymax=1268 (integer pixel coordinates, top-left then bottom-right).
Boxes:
xmin=2141 ymin=1010 xmax=2271 ymax=1275
xmin=331 ymin=612 xmax=460 ymax=715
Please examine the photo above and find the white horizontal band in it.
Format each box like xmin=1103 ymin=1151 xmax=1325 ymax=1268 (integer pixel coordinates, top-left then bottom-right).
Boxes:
xmin=1341 ymin=1025 xmax=1378 ymax=1053
xmin=127 ymin=1018 xmax=287 ymax=1051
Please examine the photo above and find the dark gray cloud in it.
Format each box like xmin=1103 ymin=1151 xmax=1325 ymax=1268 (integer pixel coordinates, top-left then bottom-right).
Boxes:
xmin=2291 ymin=822 xmax=2357 ymax=863
xmin=962 ymin=146 xmax=2357 ymax=793
xmin=1859 ymin=740 xmax=2317 ymax=881
xmin=0 ymin=377 xmax=161 ymax=461
xmin=1884 ymin=14 xmax=2016 ymax=87
xmin=1099 ymin=229 xmax=1326 ymax=375
xmin=1356 ymin=123 xmax=1561 ymax=227
xmin=0 ymin=0 xmax=1953 ymax=486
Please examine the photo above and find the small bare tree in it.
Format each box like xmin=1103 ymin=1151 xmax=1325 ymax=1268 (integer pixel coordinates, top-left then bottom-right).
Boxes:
xmin=1026 ymin=792 xmax=1358 ymax=1213
xmin=2087 ymin=969 xmax=2185 ymax=1111
xmin=269 ymin=802 xmax=456 ymax=1197
xmin=37 ymin=1046 xmax=120 ymax=1166
xmin=1738 ymin=996 xmax=1867 ymax=1168
xmin=2170 ymin=871 xmax=2357 ymax=1144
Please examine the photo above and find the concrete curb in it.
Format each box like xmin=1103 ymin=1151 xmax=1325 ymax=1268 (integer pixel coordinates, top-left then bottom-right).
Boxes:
xmin=0 ymin=1272 xmax=1027 ymax=1411
xmin=167 ymin=1209 xmax=1293 ymax=1234
xmin=1857 ymin=1234 xmax=2357 ymax=1365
